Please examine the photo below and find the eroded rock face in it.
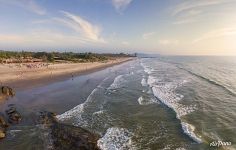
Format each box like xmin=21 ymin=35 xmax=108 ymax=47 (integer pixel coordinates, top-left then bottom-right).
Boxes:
xmin=5 ymin=106 xmax=22 ymax=124
xmin=1 ymin=86 xmax=15 ymax=97
xmin=51 ymin=123 xmax=100 ymax=150
xmin=0 ymin=86 xmax=15 ymax=101
xmin=0 ymin=114 xmax=8 ymax=139
xmin=0 ymin=114 xmax=8 ymax=128
xmin=0 ymin=105 xmax=22 ymax=140
xmin=38 ymin=111 xmax=58 ymax=126
xmin=38 ymin=111 xmax=100 ymax=150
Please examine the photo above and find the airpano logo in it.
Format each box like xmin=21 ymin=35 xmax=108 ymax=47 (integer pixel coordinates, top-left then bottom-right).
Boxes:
xmin=210 ymin=141 xmax=231 ymax=147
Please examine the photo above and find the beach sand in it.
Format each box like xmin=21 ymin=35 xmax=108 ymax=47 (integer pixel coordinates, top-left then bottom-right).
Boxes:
xmin=0 ymin=57 xmax=133 ymax=89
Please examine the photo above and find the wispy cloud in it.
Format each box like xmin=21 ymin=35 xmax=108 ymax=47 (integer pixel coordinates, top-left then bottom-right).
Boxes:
xmin=171 ymin=0 xmax=235 ymax=25
xmin=172 ymin=0 xmax=233 ymax=16
xmin=55 ymin=11 xmax=106 ymax=43
xmin=0 ymin=29 xmax=94 ymax=47
xmin=143 ymin=32 xmax=155 ymax=40
xmin=122 ymin=41 xmax=129 ymax=45
xmin=0 ymin=11 xmax=106 ymax=47
xmin=0 ymin=0 xmax=46 ymax=15
xmin=112 ymin=0 xmax=133 ymax=12
xmin=193 ymin=27 xmax=236 ymax=43
xmin=0 ymin=34 xmax=26 ymax=43
xmin=173 ymin=19 xmax=196 ymax=25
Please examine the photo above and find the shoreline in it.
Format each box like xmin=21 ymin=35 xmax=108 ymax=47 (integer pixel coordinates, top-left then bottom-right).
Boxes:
xmin=0 ymin=57 xmax=134 ymax=90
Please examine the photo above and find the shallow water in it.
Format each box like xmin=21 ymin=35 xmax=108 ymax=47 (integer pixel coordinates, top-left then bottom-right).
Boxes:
xmin=1 ymin=57 xmax=236 ymax=150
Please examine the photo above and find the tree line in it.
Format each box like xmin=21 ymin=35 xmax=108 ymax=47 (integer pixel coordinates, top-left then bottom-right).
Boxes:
xmin=0 ymin=50 xmax=134 ymax=63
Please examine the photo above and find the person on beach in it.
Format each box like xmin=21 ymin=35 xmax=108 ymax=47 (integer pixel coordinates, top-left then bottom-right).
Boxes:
xmin=71 ymin=73 xmax=74 ymax=80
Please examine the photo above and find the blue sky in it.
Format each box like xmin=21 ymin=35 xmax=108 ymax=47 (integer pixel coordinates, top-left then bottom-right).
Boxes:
xmin=0 ymin=0 xmax=236 ymax=55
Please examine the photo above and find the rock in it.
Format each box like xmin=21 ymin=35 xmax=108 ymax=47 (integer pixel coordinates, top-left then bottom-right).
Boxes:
xmin=0 ymin=114 xmax=8 ymax=128
xmin=38 ymin=111 xmax=57 ymax=126
xmin=1 ymin=86 xmax=15 ymax=97
xmin=51 ymin=123 xmax=100 ymax=150
xmin=0 ymin=86 xmax=15 ymax=102
xmin=0 ymin=129 xmax=5 ymax=139
xmin=5 ymin=106 xmax=22 ymax=124
xmin=0 ymin=114 xmax=8 ymax=140
xmin=5 ymin=107 xmax=16 ymax=114
xmin=38 ymin=111 xmax=100 ymax=150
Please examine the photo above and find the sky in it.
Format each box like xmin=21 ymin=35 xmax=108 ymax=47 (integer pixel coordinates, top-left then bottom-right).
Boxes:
xmin=0 ymin=0 xmax=236 ymax=55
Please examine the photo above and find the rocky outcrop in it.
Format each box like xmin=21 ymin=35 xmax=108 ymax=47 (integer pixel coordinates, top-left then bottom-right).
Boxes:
xmin=38 ymin=111 xmax=100 ymax=150
xmin=0 ymin=86 xmax=15 ymax=101
xmin=1 ymin=86 xmax=15 ymax=97
xmin=0 ymin=114 xmax=8 ymax=139
xmin=5 ymin=105 xmax=22 ymax=124
xmin=0 ymin=105 xmax=21 ymax=140
xmin=0 ymin=105 xmax=100 ymax=149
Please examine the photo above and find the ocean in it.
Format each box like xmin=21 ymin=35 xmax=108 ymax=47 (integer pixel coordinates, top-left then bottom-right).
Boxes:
xmin=1 ymin=56 xmax=236 ymax=150
xmin=57 ymin=56 xmax=236 ymax=150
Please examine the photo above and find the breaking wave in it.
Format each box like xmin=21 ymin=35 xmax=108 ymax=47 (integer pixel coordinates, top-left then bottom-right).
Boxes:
xmin=141 ymin=60 xmax=202 ymax=143
xmin=177 ymin=66 xmax=236 ymax=96
xmin=97 ymin=127 xmax=135 ymax=150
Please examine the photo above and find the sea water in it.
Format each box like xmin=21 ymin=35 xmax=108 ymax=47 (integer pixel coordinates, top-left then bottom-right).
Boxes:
xmin=1 ymin=56 xmax=236 ymax=150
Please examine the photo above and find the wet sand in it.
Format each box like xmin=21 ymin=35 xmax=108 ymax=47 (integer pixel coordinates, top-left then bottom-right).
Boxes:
xmin=0 ymin=60 xmax=135 ymax=150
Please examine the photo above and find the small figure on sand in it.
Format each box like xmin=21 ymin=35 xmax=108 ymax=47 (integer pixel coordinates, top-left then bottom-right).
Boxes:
xmin=71 ymin=73 xmax=74 ymax=80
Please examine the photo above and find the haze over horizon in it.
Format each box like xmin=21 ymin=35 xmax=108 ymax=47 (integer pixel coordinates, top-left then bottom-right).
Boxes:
xmin=0 ymin=0 xmax=236 ymax=55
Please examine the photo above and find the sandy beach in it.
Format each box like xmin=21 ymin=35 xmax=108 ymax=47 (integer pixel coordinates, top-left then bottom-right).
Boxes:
xmin=0 ymin=57 xmax=133 ymax=89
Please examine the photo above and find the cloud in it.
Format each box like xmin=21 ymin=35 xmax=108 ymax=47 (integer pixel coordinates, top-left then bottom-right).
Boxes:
xmin=0 ymin=0 xmax=46 ymax=15
xmin=172 ymin=0 xmax=233 ymax=16
xmin=0 ymin=29 xmax=95 ymax=48
xmin=0 ymin=35 xmax=26 ymax=43
xmin=158 ymin=40 xmax=179 ymax=45
xmin=122 ymin=41 xmax=129 ymax=45
xmin=193 ymin=27 xmax=236 ymax=43
xmin=142 ymin=32 xmax=155 ymax=40
xmin=0 ymin=11 xmax=107 ymax=48
xmin=171 ymin=0 xmax=235 ymax=25
xmin=173 ymin=19 xmax=196 ymax=25
xmin=55 ymin=11 xmax=106 ymax=43
xmin=112 ymin=0 xmax=133 ymax=12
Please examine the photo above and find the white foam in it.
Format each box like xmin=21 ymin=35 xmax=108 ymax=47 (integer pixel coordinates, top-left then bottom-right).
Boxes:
xmin=151 ymin=86 xmax=200 ymax=143
xmin=56 ymin=87 xmax=98 ymax=126
xmin=56 ymin=74 xmax=128 ymax=128
xmin=93 ymin=110 xmax=105 ymax=115
xmin=181 ymin=122 xmax=202 ymax=143
xmin=141 ymin=78 xmax=148 ymax=86
xmin=144 ymin=75 xmax=200 ymax=143
xmin=147 ymin=76 xmax=155 ymax=86
xmin=97 ymin=127 xmax=135 ymax=150
xmin=151 ymin=86 xmax=196 ymax=118
xmin=141 ymin=59 xmax=202 ymax=143
xmin=140 ymin=61 xmax=153 ymax=75
xmin=108 ymin=75 xmax=125 ymax=90
xmin=8 ymin=130 xmax=22 ymax=137
xmin=137 ymin=96 xmax=158 ymax=105
xmin=176 ymin=148 xmax=187 ymax=150
xmin=57 ymin=102 xmax=86 ymax=123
